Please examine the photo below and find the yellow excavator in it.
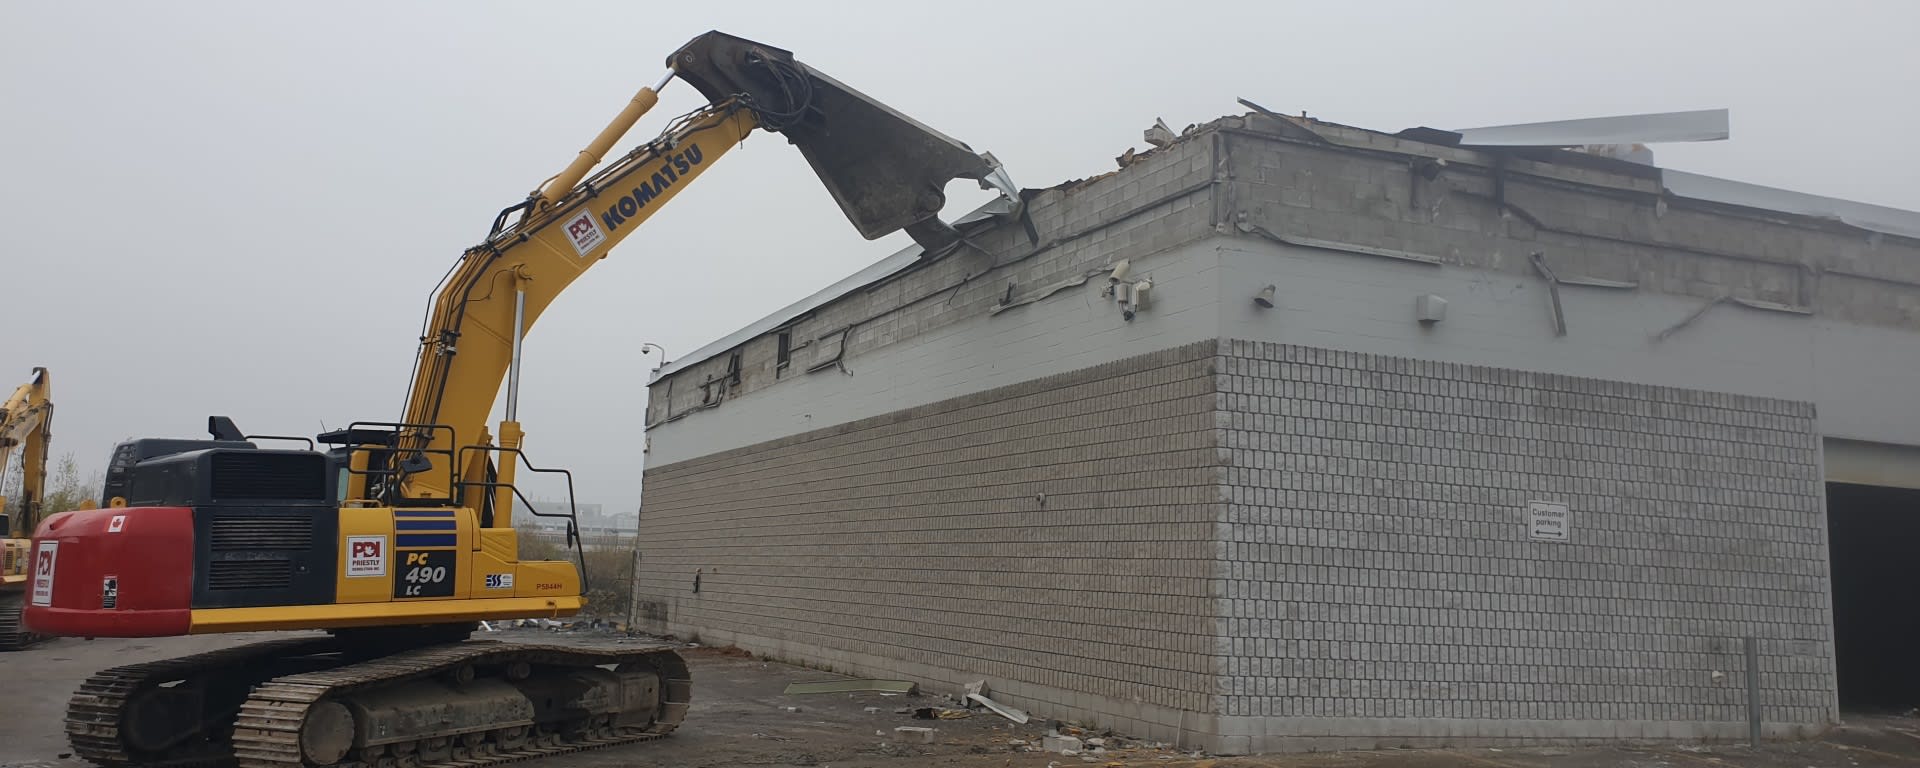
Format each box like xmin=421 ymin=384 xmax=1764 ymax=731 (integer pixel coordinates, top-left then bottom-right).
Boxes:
xmin=1 ymin=367 xmax=57 ymax=649
xmin=25 ymin=31 xmax=1013 ymax=768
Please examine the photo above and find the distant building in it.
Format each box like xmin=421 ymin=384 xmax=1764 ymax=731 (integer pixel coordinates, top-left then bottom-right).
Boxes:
xmin=634 ymin=110 xmax=1920 ymax=752
xmin=513 ymin=499 xmax=604 ymax=530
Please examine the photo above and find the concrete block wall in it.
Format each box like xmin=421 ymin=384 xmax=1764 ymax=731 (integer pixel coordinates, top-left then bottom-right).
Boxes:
xmin=1220 ymin=120 xmax=1920 ymax=333
xmin=634 ymin=342 xmax=1229 ymax=743
xmin=1211 ymin=340 xmax=1833 ymax=750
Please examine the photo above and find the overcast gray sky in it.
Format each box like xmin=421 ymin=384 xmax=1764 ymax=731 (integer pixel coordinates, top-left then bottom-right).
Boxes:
xmin=4 ymin=1 xmax=1914 ymax=513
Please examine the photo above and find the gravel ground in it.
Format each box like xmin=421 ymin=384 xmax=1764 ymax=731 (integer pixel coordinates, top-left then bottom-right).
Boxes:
xmin=6 ymin=628 xmax=1920 ymax=768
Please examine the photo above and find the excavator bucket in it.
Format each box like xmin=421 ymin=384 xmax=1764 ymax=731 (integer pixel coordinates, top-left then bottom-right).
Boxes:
xmin=670 ymin=31 xmax=1006 ymax=250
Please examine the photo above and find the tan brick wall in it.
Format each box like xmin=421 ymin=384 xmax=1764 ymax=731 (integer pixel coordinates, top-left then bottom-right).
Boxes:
xmin=1212 ymin=341 xmax=1831 ymax=750
xmin=636 ymin=341 xmax=1228 ymax=738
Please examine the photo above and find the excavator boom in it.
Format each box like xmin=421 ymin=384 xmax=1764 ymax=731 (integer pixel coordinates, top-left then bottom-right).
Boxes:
xmin=385 ymin=30 xmax=1011 ymax=506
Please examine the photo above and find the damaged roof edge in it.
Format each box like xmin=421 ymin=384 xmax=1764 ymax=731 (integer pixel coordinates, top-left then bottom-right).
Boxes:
xmin=652 ymin=111 xmax=1920 ymax=383
xmin=649 ymin=196 xmax=1016 ymax=383
xmin=1662 ymin=169 xmax=1920 ymax=240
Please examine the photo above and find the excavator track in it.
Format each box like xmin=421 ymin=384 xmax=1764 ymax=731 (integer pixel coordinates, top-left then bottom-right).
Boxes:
xmin=66 ymin=635 xmax=339 ymax=768
xmin=0 ymin=590 xmax=46 ymax=650
xmin=231 ymin=642 xmax=690 ymax=768
xmin=64 ymin=636 xmax=689 ymax=768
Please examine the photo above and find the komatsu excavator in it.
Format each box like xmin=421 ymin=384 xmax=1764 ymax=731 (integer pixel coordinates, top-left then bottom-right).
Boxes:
xmin=2 ymin=367 xmax=57 ymax=649
xmin=25 ymin=31 xmax=1015 ymax=768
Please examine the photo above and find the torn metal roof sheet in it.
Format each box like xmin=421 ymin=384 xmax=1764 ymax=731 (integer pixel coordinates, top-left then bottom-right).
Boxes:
xmin=1451 ymin=108 xmax=1730 ymax=147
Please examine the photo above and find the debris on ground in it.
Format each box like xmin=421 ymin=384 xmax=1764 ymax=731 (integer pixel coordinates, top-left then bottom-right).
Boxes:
xmin=968 ymin=692 xmax=1030 ymax=724
xmin=784 ymin=678 xmax=917 ymax=695
xmin=1044 ymin=734 xmax=1084 ymax=753
xmin=913 ymin=706 xmax=972 ymax=720
xmin=893 ymin=726 xmax=936 ymax=744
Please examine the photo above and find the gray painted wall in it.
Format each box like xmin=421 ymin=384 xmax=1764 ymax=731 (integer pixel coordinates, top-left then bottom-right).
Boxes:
xmin=1215 ymin=237 xmax=1920 ymax=448
xmin=644 ymin=237 xmax=1225 ymax=464
xmin=647 ymin=232 xmax=1920 ymax=465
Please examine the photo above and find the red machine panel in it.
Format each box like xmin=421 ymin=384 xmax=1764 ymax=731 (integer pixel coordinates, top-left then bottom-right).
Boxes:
xmin=23 ymin=506 xmax=194 ymax=637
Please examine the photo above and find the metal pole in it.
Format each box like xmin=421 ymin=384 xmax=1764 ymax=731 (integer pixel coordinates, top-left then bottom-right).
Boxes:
xmin=1744 ymin=636 xmax=1761 ymax=748
xmin=505 ymin=286 xmax=526 ymax=421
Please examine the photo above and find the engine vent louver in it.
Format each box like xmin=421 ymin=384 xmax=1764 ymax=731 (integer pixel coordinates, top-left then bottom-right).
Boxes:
xmin=209 ymin=515 xmax=314 ymax=551
xmin=210 ymin=452 xmax=326 ymax=500
xmin=206 ymin=559 xmax=293 ymax=591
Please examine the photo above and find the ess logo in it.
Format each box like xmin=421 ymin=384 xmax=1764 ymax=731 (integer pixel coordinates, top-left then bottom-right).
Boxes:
xmin=563 ymin=210 xmax=606 ymax=257
xmin=345 ymin=536 xmax=387 ymax=578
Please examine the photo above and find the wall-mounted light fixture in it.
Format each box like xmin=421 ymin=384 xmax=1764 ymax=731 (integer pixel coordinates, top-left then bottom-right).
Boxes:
xmin=1254 ymin=285 xmax=1277 ymax=309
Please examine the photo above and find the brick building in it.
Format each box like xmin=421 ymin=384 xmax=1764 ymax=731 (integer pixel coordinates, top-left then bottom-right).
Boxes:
xmin=630 ymin=111 xmax=1920 ymax=753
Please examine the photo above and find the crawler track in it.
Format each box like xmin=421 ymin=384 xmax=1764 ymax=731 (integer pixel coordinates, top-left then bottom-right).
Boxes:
xmin=232 ymin=642 xmax=689 ymax=768
xmin=0 ymin=591 xmax=44 ymax=650
xmin=62 ymin=636 xmax=690 ymax=768
xmin=66 ymin=636 xmax=337 ymax=768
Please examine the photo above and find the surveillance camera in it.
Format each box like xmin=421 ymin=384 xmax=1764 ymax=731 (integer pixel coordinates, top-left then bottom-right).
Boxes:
xmin=1108 ymin=259 xmax=1132 ymax=284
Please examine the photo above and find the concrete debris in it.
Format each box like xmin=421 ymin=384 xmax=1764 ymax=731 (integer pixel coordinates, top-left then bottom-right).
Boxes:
xmin=965 ymin=679 xmax=988 ymax=697
xmin=863 ymin=706 xmax=881 ymax=713
xmin=1044 ymin=734 xmax=1084 ymax=753
xmin=892 ymin=726 xmax=936 ymax=744
xmin=1144 ymin=118 xmax=1177 ymax=149
xmin=1086 ymin=737 xmax=1106 ymax=747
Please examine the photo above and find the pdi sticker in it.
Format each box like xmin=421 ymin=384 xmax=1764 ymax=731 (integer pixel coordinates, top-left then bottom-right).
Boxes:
xmin=102 ymin=575 xmax=119 ymax=609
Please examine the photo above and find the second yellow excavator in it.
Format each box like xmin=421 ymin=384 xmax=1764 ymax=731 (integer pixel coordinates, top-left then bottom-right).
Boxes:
xmin=1 ymin=367 xmax=57 ymax=649
xmin=26 ymin=31 xmax=1015 ymax=768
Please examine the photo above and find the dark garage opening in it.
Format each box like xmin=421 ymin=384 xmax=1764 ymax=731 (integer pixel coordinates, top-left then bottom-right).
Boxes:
xmin=1827 ymin=481 xmax=1920 ymax=712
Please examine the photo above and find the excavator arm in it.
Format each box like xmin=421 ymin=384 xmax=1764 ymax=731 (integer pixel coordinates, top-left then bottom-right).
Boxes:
xmin=20 ymin=32 xmax=1022 ymax=761
xmin=0 ymin=367 xmax=53 ymax=540
xmin=367 ymin=31 xmax=1016 ymax=510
